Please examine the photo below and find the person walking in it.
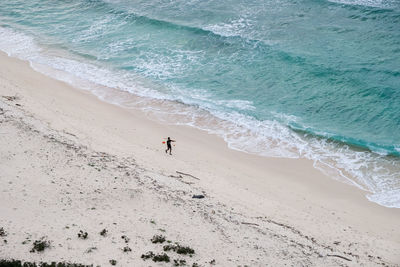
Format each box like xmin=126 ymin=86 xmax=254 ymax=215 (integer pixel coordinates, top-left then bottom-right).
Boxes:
xmin=165 ymin=137 xmax=176 ymax=155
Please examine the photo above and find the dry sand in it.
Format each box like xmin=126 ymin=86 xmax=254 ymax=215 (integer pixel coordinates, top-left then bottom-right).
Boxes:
xmin=0 ymin=51 xmax=399 ymax=266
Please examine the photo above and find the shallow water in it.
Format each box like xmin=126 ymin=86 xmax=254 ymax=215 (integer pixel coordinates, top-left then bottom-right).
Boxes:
xmin=0 ymin=0 xmax=399 ymax=207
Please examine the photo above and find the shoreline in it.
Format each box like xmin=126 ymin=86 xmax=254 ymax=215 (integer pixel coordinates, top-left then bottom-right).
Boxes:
xmin=0 ymin=51 xmax=399 ymax=265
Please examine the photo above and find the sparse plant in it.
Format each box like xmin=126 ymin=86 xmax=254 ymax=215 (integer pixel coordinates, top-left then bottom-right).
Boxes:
xmin=100 ymin=229 xmax=108 ymax=236
xmin=78 ymin=230 xmax=88 ymax=239
xmin=192 ymin=263 xmax=199 ymax=267
xmin=121 ymin=235 xmax=130 ymax=243
xmin=153 ymin=253 xmax=170 ymax=263
xmin=176 ymin=246 xmax=195 ymax=255
xmin=109 ymin=259 xmax=117 ymax=265
xmin=151 ymin=234 xmax=166 ymax=244
xmin=123 ymin=246 xmax=132 ymax=252
xmin=141 ymin=251 xmax=155 ymax=260
xmin=209 ymin=259 xmax=216 ymax=265
xmin=0 ymin=259 xmax=93 ymax=266
xmin=30 ymin=238 xmax=51 ymax=253
xmin=163 ymin=244 xmax=195 ymax=255
xmin=0 ymin=227 xmax=6 ymax=237
xmin=163 ymin=244 xmax=174 ymax=252
xmin=174 ymin=259 xmax=187 ymax=266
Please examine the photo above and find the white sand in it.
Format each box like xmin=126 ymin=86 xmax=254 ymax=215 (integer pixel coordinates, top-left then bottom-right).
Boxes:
xmin=0 ymin=51 xmax=399 ymax=266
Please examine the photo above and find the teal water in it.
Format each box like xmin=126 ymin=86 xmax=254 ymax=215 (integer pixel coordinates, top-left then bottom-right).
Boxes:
xmin=0 ymin=0 xmax=399 ymax=207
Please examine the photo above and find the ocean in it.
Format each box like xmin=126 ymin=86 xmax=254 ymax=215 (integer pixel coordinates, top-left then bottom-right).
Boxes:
xmin=0 ymin=0 xmax=399 ymax=207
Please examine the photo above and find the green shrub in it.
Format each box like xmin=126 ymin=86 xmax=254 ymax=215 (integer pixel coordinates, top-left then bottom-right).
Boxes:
xmin=140 ymin=251 xmax=155 ymax=260
xmin=163 ymin=244 xmax=195 ymax=255
xmin=77 ymin=231 xmax=88 ymax=240
xmin=30 ymin=239 xmax=50 ymax=253
xmin=150 ymin=235 xmax=165 ymax=244
xmin=152 ymin=253 xmax=170 ymax=263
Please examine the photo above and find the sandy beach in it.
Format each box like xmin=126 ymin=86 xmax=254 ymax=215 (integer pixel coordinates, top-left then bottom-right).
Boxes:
xmin=0 ymin=51 xmax=399 ymax=266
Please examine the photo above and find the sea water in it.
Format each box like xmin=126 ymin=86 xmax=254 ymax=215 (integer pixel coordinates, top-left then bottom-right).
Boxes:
xmin=0 ymin=0 xmax=399 ymax=207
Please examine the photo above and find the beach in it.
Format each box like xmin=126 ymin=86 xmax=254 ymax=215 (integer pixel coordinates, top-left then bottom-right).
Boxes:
xmin=0 ymin=51 xmax=399 ymax=266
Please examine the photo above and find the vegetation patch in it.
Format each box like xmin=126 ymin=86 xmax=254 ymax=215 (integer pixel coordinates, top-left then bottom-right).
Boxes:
xmin=99 ymin=229 xmax=107 ymax=237
xmin=0 ymin=227 xmax=6 ymax=237
xmin=173 ymin=259 xmax=187 ymax=266
xmin=176 ymin=246 xmax=195 ymax=255
xmin=142 ymin=234 xmax=196 ymax=264
xmin=0 ymin=260 xmax=93 ymax=267
xmin=109 ymin=260 xmax=117 ymax=266
xmin=141 ymin=251 xmax=155 ymax=260
xmin=121 ymin=235 xmax=129 ymax=243
xmin=77 ymin=231 xmax=88 ymax=240
xmin=163 ymin=244 xmax=195 ymax=255
xmin=152 ymin=253 xmax=170 ymax=263
xmin=141 ymin=251 xmax=171 ymax=263
xmin=122 ymin=246 xmax=131 ymax=253
xmin=30 ymin=239 xmax=51 ymax=253
xmin=150 ymin=235 xmax=166 ymax=244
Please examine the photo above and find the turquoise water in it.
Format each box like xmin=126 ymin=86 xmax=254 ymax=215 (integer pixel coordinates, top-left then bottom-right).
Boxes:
xmin=0 ymin=0 xmax=399 ymax=207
